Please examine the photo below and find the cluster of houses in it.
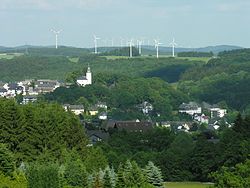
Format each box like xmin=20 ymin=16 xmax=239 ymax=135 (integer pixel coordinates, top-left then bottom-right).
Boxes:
xmin=0 ymin=79 xmax=63 ymax=104
xmin=178 ymin=101 xmax=229 ymax=131
xmin=0 ymin=65 xmax=93 ymax=104
xmin=63 ymin=101 xmax=108 ymax=120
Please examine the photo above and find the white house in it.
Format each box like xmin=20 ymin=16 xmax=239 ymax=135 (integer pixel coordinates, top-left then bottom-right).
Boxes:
xmin=22 ymin=96 xmax=37 ymax=104
xmin=179 ymin=102 xmax=202 ymax=116
xmin=64 ymin=104 xmax=85 ymax=115
xmin=98 ymin=112 xmax=108 ymax=120
xmin=210 ymin=108 xmax=227 ymax=118
xmin=76 ymin=66 xmax=92 ymax=87
xmin=96 ymin=101 xmax=107 ymax=110
xmin=193 ymin=114 xmax=209 ymax=124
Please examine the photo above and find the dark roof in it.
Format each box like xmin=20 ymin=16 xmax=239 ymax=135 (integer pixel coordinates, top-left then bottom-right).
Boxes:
xmin=179 ymin=102 xmax=200 ymax=110
xmin=69 ymin=105 xmax=84 ymax=110
xmin=105 ymin=120 xmax=154 ymax=132
xmin=77 ymin=76 xmax=87 ymax=80
xmin=8 ymin=83 xmax=18 ymax=90
xmin=37 ymin=83 xmax=56 ymax=88
xmin=99 ymin=112 xmax=107 ymax=116
xmin=86 ymin=130 xmax=109 ymax=140
xmin=0 ymin=87 xmax=7 ymax=92
xmin=23 ymin=96 xmax=37 ymax=100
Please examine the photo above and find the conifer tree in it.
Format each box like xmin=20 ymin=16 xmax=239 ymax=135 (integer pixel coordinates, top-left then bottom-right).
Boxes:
xmin=144 ymin=161 xmax=164 ymax=187
xmin=116 ymin=163 xmax=126 ymax=188
xmin=0 ymin=143 xmax=15 ymax=177
xmin=103 ymin=166 xmax=116 ymax=188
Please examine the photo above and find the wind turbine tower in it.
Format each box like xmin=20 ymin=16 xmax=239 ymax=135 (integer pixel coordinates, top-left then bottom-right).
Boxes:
xmin=94 ymin=35 xmax=100 ymax=54
xmin=154 ymin=40 xmax=162 ymax=59
xmin=170 ymin=38 xmax=177 ymax=57
xmin=138 ymin=40 xmax=144 ymax=55
xmin=51 ymin=29 xmax=62 ymax=49
xmin=128 ymin=39 xmax=134 ymax=58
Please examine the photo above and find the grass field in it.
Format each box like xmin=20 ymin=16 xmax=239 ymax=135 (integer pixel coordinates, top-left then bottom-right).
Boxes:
xmin=165 ymin=182 xmax=214 ymax=188
xmin=68 ymin=57 xmax=79 ymax=63
xmin=103 ymin=55 xmax=210 ymax=63
xmin=0 ymin=53 xmax=23 ymax=59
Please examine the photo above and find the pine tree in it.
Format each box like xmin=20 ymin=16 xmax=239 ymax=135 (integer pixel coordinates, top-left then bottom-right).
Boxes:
xmin=116 ymin=163 xmax=126 ymax=188
xmin=93 ymin=171 xmax=103 ymax=188
xmin=0 ymin=143 xmax=15 ymax=177
xmin=144 ymin=161 xmax=164 ymax=187
xmin=0 ymin=99 xmax=26 ymax=155
xmin=103 ymin=166 xmax=116 ymax=188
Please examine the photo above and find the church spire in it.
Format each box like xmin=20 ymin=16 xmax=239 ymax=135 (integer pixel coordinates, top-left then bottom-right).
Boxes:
xmin=87 ymin=64 xmax=91 ymax=73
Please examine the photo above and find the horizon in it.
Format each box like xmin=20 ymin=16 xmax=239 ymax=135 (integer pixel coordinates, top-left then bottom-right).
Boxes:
xmin=1 ymin=0 xmax=250 ymax=48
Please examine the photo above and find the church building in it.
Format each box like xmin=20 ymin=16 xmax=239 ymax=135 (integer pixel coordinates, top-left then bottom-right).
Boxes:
xmin=76 ymin=65 xmax=92 ymax=87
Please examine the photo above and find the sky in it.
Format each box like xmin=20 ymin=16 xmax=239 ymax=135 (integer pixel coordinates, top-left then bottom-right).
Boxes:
xmin=0 ymin=0 xmax=250 ymax=48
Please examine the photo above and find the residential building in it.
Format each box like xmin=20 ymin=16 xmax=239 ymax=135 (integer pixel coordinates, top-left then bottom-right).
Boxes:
xmin=64 ymin=104 xmax=85 ymax=115
xmin=137 ymin=101 xmax=153 ymax=114
xmin=22 ymin=96 xmax=37 ymax=104
xmin=98 ymin=112 xmax=108 ymax=120
xmin=210 ymin=108 xmax=227 ymax=118
xmin=35 ymin=80 xmax=60 ymax=93
xmin=179 ymin=102 xmax=202 ymax=116
xmin=104 ymin=120 xmax=154 ymax=132
xmin=0 ymin=87 xmax=7 ymax=97
xmin=86 ymin=130 xmax=109 ymax=145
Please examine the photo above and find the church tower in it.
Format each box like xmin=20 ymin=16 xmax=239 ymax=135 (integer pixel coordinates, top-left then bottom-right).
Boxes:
xmin=86 ymin=65 xmax=92 ymax=85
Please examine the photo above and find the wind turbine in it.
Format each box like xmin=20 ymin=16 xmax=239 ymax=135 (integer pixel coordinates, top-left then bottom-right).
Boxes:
xmin=51 ymin=29 xmax=62 ymax=49
xmin=94 ymin=35 xmax=100 ymax=54
xmin=120 ymin=37 xmax=124 ymax=48
xmin=127 ymin=39 xmax=134 ymax=58
xmin=154 ymin=39 xmax=162 ymax=59
xmin=137 ymin=40 xmax=143 ymax=55
xmin=170 ymin=38 xmax=177 ymax=57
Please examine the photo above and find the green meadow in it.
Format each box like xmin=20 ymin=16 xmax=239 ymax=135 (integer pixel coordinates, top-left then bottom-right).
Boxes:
xmin=165 ymin=182 xmax=214 ymax=188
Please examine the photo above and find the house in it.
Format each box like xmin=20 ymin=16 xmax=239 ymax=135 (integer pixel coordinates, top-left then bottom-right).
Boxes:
xmin=161 ymin=121 xmax=193 ymax=132
xmin=98 ymin=112 xmax=108 ymax=120
xmin=208 ymin=118 xmax=232 ymax=130
xmin=210 ymin=108 xmax=227 ymax=118
xmin=4 ymin=83 xmax=24 ymax=97
xmin=76 ymin=66 xmax=92 ymax=87
xmin=96 ymin=101 xmax=107 ymax=110
xmin=0 ymin=87 xmax=7 ymax=97
xmin=22 ymin=96 xmax=37 ymax=104
xmin=64 ymin=104 xmax=85 ymax=115
xmin=104 ymin=120 xmax=154 ymax=132
xmin=137 ymin=101 xmax=153 ymax=114
xmin=89 ymin=106 xmax=98 ymax=116
xmin=193 ymin=114 xmax=209 ymax=124
xmin=35 ymin=80 xmax=60 ymax=93
xmin=86 ymin=130 xmax=109 ymax=145
xmin=179 ymin=102 xmax=202 ymax=116
xmin=27 ymin=87 xmax=39 ymax=95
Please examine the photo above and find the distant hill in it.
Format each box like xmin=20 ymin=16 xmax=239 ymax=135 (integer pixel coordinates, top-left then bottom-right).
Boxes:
xmin=0 ymin=45 xmax=243 ymax=56
xmin=141 ymin=45 xmax=243 ymax=55
xmin=0 ymin=46 xmax=90 ymax=56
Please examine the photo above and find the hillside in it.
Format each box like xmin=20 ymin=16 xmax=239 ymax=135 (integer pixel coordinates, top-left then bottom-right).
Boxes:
xmin=178 ymin=48 xmax=250 ymax=110
xmin=0 ymin=54 xmax=205 ymax=82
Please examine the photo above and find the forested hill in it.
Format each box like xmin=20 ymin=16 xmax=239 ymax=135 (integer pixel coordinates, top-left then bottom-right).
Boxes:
xmin=0 ymin=54 xmax=203 ymax=82
xmin=0 ymin=46 xmax=90 ymax=56
xmin=178 ymin=48 xmax=250 ymax=110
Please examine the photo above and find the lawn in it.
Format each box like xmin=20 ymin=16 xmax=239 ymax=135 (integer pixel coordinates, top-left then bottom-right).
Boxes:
xmin=165 ymin=182 xmax=214 ymax=188
xmin=0 ymin=53 xmax=23 ymax=59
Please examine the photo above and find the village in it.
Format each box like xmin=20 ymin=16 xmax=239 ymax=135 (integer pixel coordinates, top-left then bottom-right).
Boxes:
xmin=0 ymin=65 xmax=229 ymax=145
